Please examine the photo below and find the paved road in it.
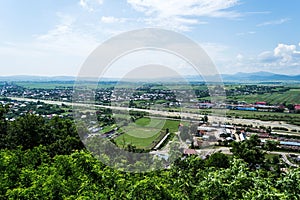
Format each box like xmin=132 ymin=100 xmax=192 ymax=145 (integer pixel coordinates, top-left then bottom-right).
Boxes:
xmin=271 ymin=131 xmax=300 ymax=137
xmin=8 ymin=97 xmax=300 ymax=132
xmin=214 ymin=116 xmax=300 ymax=132
xmin=7 ymin=96 xmax=300 ymax=167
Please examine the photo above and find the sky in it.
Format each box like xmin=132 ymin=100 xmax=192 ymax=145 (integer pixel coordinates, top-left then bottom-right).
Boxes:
xmin=0 ymin=0 xmax=300 ymax=77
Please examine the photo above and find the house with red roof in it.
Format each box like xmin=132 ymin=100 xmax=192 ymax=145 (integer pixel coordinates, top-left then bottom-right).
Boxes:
xmin=294 ymin=105 xmax=300 ymax=111
xmin=183 ymin=149 xmax=197 ymax=156
xmin=255 ymin=101 xmax=267 ymax=105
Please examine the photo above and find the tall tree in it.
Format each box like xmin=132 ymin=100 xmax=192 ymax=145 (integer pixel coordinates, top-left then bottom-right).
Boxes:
xmin=230 ymin=134 xmax=265 ymax=169
xmin=0 ymin=104 xmax=9 ymax=148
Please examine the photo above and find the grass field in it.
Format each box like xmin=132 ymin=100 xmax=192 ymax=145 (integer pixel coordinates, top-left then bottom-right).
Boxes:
xmin=16 ymin=81 xmax=117 ymax=89
xmin=225 ymin=110 xmax=300 ymax=126
xmin=100 ymin=124 xmax=118 ymax=134
xmin=134 ymin=117 xmax=152 ymax=126
xmin=16 ymin=82 xmax=75 ymax=89
xmin=228 ymin=89 xmax=300 ymax=105
xmin=114 ymin=118 xmax=186 ymax=149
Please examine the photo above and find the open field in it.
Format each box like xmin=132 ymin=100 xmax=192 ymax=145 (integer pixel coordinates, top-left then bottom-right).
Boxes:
xmin=15 ymin=81 xmax=118 ymax=89
xmin=15 ymin=82 xmax=75 ymax=89
xmin=228 ymin=89 xmax=300 ymax=105
xmin=196 ymin=109 xmax=300 ymax=126
xmin=114 ymin=118 xmax=186 ymax=149
xmin=178 ymin=107 xmax=300 ymax=126
xmin=226 ymin=110 xmax=300 ymax=126
xmin=15 ymin=81 xmax=209 ymax=90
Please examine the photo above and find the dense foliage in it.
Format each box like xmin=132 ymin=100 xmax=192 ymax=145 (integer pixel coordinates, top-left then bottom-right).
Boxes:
xmin=1 ymin=104 xmax=300 ymax=199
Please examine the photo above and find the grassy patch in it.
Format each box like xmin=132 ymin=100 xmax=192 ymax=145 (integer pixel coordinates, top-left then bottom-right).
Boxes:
xmin=114 ymin=118 xmax=186 ymax=149
xmin=226 ymin=109 xmax=300 ymax=124
xmin=100 ymin=124 xmax=117 ymax=133
xmin=134 ymin=117 xmax=151 ymax=126
xmin=15 ymin=82 xmax=75 ymax=89
xmin=228 ymin=89 xmax=300 ymax=105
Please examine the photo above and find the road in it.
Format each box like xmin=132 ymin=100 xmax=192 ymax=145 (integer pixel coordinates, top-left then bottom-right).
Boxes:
xmin=8 ymin=96 xmax=300 ymax=132
xmin=8 ymin=96 xmax=300 ymax=167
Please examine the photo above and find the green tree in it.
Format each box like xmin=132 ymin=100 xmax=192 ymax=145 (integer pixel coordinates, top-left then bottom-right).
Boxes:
xmin=203 ymin=115 xmax=208 ymax=123
xmin=7 ymin=114 xmax=46 ymax=149
xmin=263 ymin=140 xmax=279 ymax=151
xmin=205 ymin=152 xmax=230 ymax=168
xmin=230 ymin=134 xmax=265 ymax=169
xmin=0 ymin=104 xmax=9 ymax=149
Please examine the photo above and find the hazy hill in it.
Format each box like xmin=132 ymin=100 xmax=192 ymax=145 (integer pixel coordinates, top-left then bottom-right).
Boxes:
xmin=1 ymin=71 xmax=300 ymax=83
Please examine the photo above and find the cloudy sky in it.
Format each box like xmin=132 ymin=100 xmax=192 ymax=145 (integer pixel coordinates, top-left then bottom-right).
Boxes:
xmin=0 ymin=0 xmax=300 ymax=76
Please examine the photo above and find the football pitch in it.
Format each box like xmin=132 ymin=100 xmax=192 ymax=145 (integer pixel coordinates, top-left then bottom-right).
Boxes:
xmin=114 ymin=117 xmax=184 ymax=149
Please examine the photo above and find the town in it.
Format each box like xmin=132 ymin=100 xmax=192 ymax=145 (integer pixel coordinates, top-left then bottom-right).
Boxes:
xmin=1 ymin=81 xmax=300 ymax=168
xmin=2 ymin=82 xmax=300 ymax=112
xmin=2 ymin=0 xmax=300 ymax=198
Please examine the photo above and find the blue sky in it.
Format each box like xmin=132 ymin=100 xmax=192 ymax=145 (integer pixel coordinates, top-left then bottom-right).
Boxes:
xmin=0 ymin=0 xmax=300 ymax=76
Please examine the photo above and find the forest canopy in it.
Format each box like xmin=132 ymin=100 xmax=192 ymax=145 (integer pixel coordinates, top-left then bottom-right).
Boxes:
xmin=1 ymin=104 xmax=300 ymax=199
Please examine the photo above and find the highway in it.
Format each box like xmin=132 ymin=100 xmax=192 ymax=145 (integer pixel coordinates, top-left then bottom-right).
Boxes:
xmin=8 ymin=96 xmax=300 ymax=132
xmin=8 ymin=97 xmax=300 ymax=167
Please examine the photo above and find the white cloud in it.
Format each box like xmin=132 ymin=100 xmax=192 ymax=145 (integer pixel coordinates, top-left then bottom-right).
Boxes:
xmin=257 ymin=18 xmax=290 ymax=27
xmin=274 ymin=44 xmax=297 ymax=63
xmin=35 ymin=13 xmax=99 ymax=56
xmin=236 ymin=54 xmax=244 ymax=61
xmin=127 ymin=0 xmax=240 ymax=31
xmin=270 ymin=44 xmax=300 ymax=68
xmin=144 ymin=16 xmax=204 ymax=31
xmin=101 ymin=16 xmax=128 ymax=23
xmin=235 ymin=43 xmax=300 ymax=74
xmin=201 ymin=42 xmax=228 ymax=56
xmin=251 ymin=43 xmax=300 ymax=67
xmin=0 ymin=13 xmax=103 ymax=76
xmin=79 ymin=0 xmax=88 ymax=8
xmin=36 ymin=13 xmax=74 ymax=40
xmin=256 ymin=44 xmax=300 ymax=67
xmin=236 ymin=31 xmax=256 ymax=36
xmin=258 ymin=51 xmax=276 ymax=62
xmin=79 ymin=0 xmax=103 ymax=12
xmin=245 ymin=11 xmax=271 ymax=15
xmin=128 ymin=0 xmax=240 ymax=17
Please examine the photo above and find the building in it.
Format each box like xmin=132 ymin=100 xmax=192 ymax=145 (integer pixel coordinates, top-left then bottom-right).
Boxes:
xmin=255 ymin=101 xmax=267 ymax=105
xmin=183 ymin=149 xmax=197 ymax=156
xmin=294 ymin=105 xmax=300 ymax=111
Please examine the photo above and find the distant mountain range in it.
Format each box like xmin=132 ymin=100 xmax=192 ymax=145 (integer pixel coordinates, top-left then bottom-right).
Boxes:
xmin=0 ymin=75 xmax=76 ymax=82
xmin=1 ymin=71 xmax=300 ymax=83
xmin=186 ymin=71 xmax=300 ymax=82
xmin=220 ymin=71 xmax=300 ymax=82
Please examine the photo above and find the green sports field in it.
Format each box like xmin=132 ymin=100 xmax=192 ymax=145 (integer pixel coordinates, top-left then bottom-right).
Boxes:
xmin=114 ymin=118 xmax=186 ymax=149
